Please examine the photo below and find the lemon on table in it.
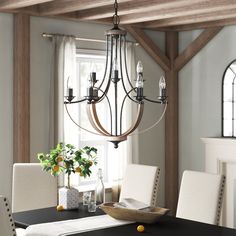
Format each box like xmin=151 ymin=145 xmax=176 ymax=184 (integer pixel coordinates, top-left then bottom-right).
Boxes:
xmin=56 ymin=205 xmax=64 ymax=211
xmin=137 ymin=225 xmax=145 ymax=233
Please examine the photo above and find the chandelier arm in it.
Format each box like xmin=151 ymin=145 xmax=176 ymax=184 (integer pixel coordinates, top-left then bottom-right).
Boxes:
xmin=64 ymin=98 xmax=87 ymax=104
xmin=121 ymin=103 xmax=144 ymax=137
xmin=96 ymin=36 xmax=114 ymax=103
xmin=120 ymin=74 xmax=139 ymax=103
xmin=119 ymin=87 xmax=136 ymax=134
xmin=118 ymin=36 xmax=140 ymax=104
xmin=130 ymin=103 xmax=167 ymax=136
xmin=97 ymin=35 xmax=109 ymax=90
xmin=123 ymin=35 xmax=136 ymax=90
xmin=87 ymin=103 xmax=111 ymax=136
xmin=64 ymin=103 xmax=103 ymax=136
xmin=94 ymin=86 xmax=113 ymax=134
xmin=143 ymin=97 xmax=166 ymax=104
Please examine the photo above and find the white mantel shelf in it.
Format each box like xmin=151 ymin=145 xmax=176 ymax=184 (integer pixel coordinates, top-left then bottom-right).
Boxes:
xmin=202 ymin=137 xmax=236 ymax=229
xmin=202 ymin=137 xmax=236 ymax=145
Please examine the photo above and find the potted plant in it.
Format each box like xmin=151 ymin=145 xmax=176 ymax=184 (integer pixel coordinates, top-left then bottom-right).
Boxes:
xmin=37 ymin=142 xmax=97 ymax=209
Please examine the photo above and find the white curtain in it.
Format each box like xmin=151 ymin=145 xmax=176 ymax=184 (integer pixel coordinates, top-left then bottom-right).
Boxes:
xmin=49 ymin=36 xmax=76 ymax=186
xmin=110 ymin=42 xmax=139 ymax=201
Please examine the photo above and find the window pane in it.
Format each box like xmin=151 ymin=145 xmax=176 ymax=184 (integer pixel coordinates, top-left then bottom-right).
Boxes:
xmin=224 ymin=67 xmax=235 ymax=84
xmin=223 ymin=101 xmax=232 ymax=119
xmin=223 ymin=119 xmax=232 ymax=136
xmin=224 ymin=84 xmax=232 ymax=102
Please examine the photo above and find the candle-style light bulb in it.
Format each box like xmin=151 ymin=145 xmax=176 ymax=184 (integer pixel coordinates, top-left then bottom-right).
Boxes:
xmin=66 ymin=76 xmax=73 ymax=97
xmin=136 ymin=61 xmax=144 ymax=88
xmin=112 ymin=58 xmax=119 ymax=80
xmin=159 ymin=76 xmax=166 ymax=98
xmin=136 ymin=75 xmax=144 ymax=88
xmin=136 ymin=61 xmax=143 ymax=74
xmin=113 ymin=58 xmax=118 ymax=71
xmin=159 ymin=76 xmax=166 ymax=89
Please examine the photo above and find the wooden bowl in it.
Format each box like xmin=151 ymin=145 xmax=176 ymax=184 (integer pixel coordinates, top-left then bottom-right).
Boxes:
xmin=99 ymin=202 xmax=169 ymax=224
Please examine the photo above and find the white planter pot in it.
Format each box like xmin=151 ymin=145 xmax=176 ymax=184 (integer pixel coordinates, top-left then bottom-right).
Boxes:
xmin=58 ymin=187 xmax=79 ymax=210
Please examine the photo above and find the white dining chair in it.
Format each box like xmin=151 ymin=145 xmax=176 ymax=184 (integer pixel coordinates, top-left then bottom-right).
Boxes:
xmin=0 ymin=195 xmax=26 ymax=236
xmin=176 ymin=170 xmax=225 ymax=225
xmin=119 ymin=164 xmax=161 ymax=206
xmin=12 ymin=163 xmax=58 ymax=213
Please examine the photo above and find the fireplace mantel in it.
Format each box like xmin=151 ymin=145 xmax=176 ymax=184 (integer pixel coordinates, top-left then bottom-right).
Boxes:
xmin=202 ymin=137 xmax=236 ymax=229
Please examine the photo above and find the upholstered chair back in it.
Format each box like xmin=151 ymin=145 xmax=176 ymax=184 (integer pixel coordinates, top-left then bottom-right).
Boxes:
xmin=119 ymin=164 xmax=161 ymax=206
xmin=176 ymin=170 xmax=225 ymax=225
xmin=0 ymin=195 xmax=17 ymax=236
xmin=12 ymin=163 xmax=58 ymax=213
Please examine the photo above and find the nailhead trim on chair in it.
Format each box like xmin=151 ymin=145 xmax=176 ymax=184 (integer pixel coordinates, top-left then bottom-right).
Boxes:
xmin=151 ymin=167 xmax=161 ymax=206
xmin=216 ymin=175 xmax=226 ymax=225
xmin=1 ymin=196 xmax=16 ymax=236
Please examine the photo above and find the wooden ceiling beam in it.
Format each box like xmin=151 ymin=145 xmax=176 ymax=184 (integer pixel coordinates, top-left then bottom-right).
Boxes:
xmin=174 ymin=27 xmax=223 ymax=71
xmin=125 ymin=26 xmax=170 ymax=71
xmin=143 ymin=8 xmax=236 ymax=28
xmin=161 ymin=18 xmax=236 ymax=31
xmin=0 ymin=0 xmax=53 ymax=10
xmin=38 ymin=0 xmax=130 ymax=16
xmin=75 ymin=0 xmax=202 ymax=21
xmin=120 ymin=0 xmax=236 ymax=24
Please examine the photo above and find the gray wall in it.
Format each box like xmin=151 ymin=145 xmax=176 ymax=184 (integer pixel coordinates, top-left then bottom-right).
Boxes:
xmin=0 ymin=13 xmax=13 ymax=200
xmin=179 ymin=26 xmax=236 ymax=182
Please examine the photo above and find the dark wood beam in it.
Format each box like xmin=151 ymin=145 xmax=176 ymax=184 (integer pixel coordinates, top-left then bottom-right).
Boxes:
xmin=175 ymin=27 xmax=222 ymax=71
xmin=39 ymin=0 xmax=130 ymax=16
xmin=120 ymin=0 xmax=236 ymax=24
xmin=165 ymin=31 xmax=178 ymax=215
xmin=142 ymin=7 xmax=236 ymax=28
xmin=159 ymin=18 xmax=236 ymax=31
xmin=75 ymin=0 xmax=202 ymax=21
xmin=14 ymin=13 xmax=30 ymax=163
xmin=125 ymin=26 xmax=170 ymax=71
xmin=0 ymin=0 xmax=53 ymax=9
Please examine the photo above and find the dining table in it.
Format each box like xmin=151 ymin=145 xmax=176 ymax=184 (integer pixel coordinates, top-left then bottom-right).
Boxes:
xmin=13 ymin=205 xmax=236 ymax=236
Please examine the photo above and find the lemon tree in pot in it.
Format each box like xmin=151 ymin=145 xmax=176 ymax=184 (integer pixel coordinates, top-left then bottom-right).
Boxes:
xmin=38 ymin=143 xmax=97 ymax=209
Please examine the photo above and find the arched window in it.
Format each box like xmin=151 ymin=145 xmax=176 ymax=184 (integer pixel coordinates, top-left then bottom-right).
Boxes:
xmin=222 ymin=59 xmax=236 ymax=137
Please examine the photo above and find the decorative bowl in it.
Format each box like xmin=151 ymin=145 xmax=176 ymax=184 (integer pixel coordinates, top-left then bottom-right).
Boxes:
xmin=99 ymin=202 xmax=169 ymax=224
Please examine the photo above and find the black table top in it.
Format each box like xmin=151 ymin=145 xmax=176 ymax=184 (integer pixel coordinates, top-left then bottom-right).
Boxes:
xmin=13 ymin=205 xmax=104 ymax=229
xmin=13 ymin=206 xmax=236 ymax=236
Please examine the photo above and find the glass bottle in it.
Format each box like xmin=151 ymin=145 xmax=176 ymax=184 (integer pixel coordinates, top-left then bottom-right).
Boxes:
xmin=95 ymin=168 xmax=105 ymax=205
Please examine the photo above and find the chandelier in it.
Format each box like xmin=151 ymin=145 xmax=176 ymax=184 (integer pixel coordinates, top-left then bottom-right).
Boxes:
xmin=64 ymin=0 xmax=167 ymax=148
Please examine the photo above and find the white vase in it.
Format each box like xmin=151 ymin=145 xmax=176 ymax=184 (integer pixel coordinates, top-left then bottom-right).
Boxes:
xmin=58 ymin=187 xmax=79 ymax=210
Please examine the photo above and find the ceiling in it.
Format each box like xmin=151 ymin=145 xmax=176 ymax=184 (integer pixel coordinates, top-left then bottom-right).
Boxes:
xmin=1 ymin=0 xmax=236 ymax=31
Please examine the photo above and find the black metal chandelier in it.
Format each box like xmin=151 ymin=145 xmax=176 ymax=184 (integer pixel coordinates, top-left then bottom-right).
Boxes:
xmin=64 ymin=0 xmax=167 ymax=148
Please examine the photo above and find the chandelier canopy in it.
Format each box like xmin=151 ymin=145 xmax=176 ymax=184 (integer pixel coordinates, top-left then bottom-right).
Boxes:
xmin=64 ymin=0 xmax=167 ymax=148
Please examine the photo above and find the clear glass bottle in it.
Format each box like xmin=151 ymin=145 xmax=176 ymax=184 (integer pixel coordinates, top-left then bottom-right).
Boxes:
xmin=95 ymin=168 xmax=105 ymax=205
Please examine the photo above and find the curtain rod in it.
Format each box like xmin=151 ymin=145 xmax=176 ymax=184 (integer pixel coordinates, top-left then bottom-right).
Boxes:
xmin=42 ymin=33 xmax=139 ymax=46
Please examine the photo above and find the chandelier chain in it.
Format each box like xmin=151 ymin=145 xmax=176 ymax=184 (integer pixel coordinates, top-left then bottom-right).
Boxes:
xmin=113 ymin=0 xmax=120 ymax=26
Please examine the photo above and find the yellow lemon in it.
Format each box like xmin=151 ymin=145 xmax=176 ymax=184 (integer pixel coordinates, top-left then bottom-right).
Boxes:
xmin=56 ymin=205 xmax=64 ymax=211
xmin=53 ymin=165 xmax=60 ymax=172
xmin=137 ymin=225 xmax=145 ymax=233
xmin=75 ymin=166 xmax=81 ymax=173
xmin=56 ymin=156 xmax=63 ymax=163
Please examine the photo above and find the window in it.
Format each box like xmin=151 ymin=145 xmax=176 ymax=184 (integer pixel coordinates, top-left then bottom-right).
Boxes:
xmin=222 ymin=59 xmax=236 ymax=137
xmin=64 ymin=49 xmax=130 ymax=188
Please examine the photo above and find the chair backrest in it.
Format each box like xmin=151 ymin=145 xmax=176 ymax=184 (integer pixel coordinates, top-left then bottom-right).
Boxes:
xmin=0 ymin=195 xmax=17 ymax=236
xmin=176 ymin=170 xmax=225 ymax=225
xmin=119 ymin=164 xmax=160 ymax=206
xmin=12 ymin=163 xmax=58 ymax=213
